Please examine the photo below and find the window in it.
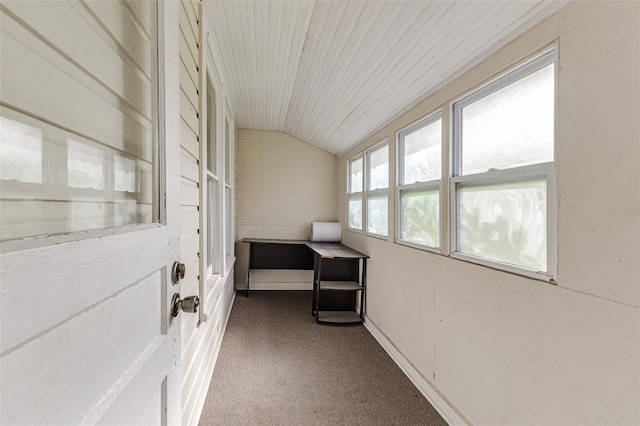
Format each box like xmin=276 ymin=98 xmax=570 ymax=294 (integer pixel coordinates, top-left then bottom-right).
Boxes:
xmin=202 ymin=68 xmax=234 ymax=282
xmin=451 ymin=48 xmax=556 ymax=279
xmin=397 ymin=111 xmax=442 ymax=249
xmin=365 ymin=140 xmax=389 ymax=236
xmin=0 ymin=1 xmax=158 ymax=241
xmin=205 ymin=74 xmax=219 ymax=279
xmin=346 ymin=155 xmax=363 ymax=230
xmin=223 ymin=112 xmax=234 ymax=264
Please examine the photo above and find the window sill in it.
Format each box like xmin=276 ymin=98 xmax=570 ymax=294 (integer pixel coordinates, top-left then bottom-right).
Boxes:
xmin=449 ymin=251 xmax=556 ymax=284
xmin=364 ymin=231 xmax=388 ymax=241
xmin=395 ymin=239 xmax=442 ymax=255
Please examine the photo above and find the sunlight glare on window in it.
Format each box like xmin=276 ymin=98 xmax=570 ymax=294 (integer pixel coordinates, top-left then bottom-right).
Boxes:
xmin=400 ymin=189 xmax=439 ymax=247
xmin=348 ymin=157 xmax=362 ymax=193
xmin=67 ymin=139 xmax=104 ymax=190
xmin=367 ymin=194 xmax=388 ymax=235
xmin=461 ymin=63 xmax=554 ymax=175
xmin=457 ymin=179 xmax=547 ymax=271
xmin=367 ymin=144 xmax=388 ymax=190
xmin=0 ymin=116 xmax=43 ymax=184
xmin=348 ymin=195 xmax=362 ymax=230
xmin=402 ymin=119 xmax=441 ymax=184
xmin=114 ymin=155 xmax=136 ymax=192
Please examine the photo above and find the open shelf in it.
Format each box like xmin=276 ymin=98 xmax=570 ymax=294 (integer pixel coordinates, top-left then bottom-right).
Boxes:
xmin=318 ymin=280 xmax=363 ymax=291
xmin=316 ymin=311 xmax=362 ymax=324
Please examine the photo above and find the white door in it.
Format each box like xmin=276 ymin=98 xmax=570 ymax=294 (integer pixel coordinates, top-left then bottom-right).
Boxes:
xmin=0 ymin=1 xmax=185 ymax=424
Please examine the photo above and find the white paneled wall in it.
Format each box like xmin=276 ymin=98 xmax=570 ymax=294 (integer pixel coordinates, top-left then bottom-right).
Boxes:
xmin=178 ymin=2 xmax=236 ymax=425
xmin=235 ymin=129 xmax=337 ymax=288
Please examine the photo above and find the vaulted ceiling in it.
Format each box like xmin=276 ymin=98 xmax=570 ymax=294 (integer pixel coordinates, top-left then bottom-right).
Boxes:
xmin=205 ymin=0 xmax=569 ymax=156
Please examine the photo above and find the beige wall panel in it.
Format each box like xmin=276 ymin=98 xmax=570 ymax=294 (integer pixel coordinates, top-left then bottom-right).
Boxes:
xmin=235 ymin=129 xmax=337 ymax=285
xmin=236 ymin=130 xmax=337 ymax=229
xmin=555 ymin=1 xmax=640 ymax=306
xmin=338 ymin=2 xmax=639 ymax=424
xmin=433 ymin=257 xmax=639 ymax=425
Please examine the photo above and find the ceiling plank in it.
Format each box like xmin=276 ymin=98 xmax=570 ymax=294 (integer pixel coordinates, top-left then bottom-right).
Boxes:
xmin=205 ymin=0 xmax=570 ymax=155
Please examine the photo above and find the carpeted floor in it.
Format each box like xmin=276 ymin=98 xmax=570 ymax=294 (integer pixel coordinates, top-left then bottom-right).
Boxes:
xmin=199 ymin=291 xmax=447 ymax=425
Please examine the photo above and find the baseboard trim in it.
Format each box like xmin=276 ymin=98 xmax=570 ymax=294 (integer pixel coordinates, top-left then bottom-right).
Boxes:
xmin=363 ymin=318 xmax=470 ymax=426
xmin=235 ymin=282 xmax=313 ymax=291
xmin=190 ymin=280 xmax=236 ymax=426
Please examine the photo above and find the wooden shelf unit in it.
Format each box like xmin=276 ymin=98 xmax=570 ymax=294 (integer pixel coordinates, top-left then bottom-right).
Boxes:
xmin=308 ymin=242 xmax=368 ymax=324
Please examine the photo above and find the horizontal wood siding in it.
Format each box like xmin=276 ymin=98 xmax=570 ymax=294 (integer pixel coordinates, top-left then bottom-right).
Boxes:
xmin=177 ymin=3 xmax=237 ymax=425
xmin=177 ymin=1 xmax=202 ymax=424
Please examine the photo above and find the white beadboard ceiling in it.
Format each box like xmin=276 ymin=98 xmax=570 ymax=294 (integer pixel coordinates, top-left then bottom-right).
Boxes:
xmin=205 ymin=0 xmax=569 ymax=156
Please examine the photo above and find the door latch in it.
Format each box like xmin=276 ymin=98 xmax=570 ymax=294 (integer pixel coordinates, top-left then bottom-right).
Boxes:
xmin=171 ymin=261 xmax=186 ymax=284
xmin=171 ymin=293 xmax=199 ymax=317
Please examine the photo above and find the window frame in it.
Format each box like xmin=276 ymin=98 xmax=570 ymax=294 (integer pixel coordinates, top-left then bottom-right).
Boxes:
xmin=202 ymin=70 xmax=222 ymax=281
xmin=223 ymin=101 xmax=235 ymax=273
xmin=364 ymin=138 xmax=389 ymax=239
xmin=346 ymin=153 xmax=364 ymax=232
xmin=395 ymin=110 xmax=443 ymax=253
xmin=449 ymin=47 xmax=557 ymax=282
xmin=201 ymin=65 xmax=223 ymax=286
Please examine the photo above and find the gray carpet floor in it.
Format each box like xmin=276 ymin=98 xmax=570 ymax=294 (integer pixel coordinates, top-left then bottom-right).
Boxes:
xmin=199 ymin=291 xmax=447 ymax=425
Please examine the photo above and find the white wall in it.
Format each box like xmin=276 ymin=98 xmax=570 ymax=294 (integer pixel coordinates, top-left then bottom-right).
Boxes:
xmin=235 ymin=129 xmax=337 ymax=288
xmin=338 ymin=2 xmax=640 ymax=424
xmin=179 ymin=2 xmax=237 ymax=424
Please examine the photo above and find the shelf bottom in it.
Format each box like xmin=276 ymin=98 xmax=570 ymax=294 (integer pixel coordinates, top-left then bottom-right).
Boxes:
xmin=316 ymin=311 xmax=362 ymax=324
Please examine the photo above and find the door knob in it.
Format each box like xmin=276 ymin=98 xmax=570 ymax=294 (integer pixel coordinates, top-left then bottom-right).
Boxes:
xmin=171 ymin=293 xmax=199 ymax=317
xmin=171 ymin=261 xmax=186 ymax=284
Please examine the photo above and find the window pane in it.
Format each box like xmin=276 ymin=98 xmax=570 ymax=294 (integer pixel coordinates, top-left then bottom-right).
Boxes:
xmin=225 ymin=187 xmax=232 ymax=258
xmin=402 ymin=118 xmax=441 ymax=184
xmin=0 ymin=116 xmax=42 ymax=184
xmin=367 ymin=193 xmax=388 ymax=236
xmin=224 ymin=118 xmax=230 ymax=184
xmin=457 ymin=178 xmax=547 ymax=271
xmin=114 ymin=155 xmax=136 ymax=193
xmin=68 ymin=139 xmax=104 ymax=190
xmin=460 ymin=63 xmax=554 ymax=175
xmin=400 ymin=189 xmax=439 ymax=247
xmin=367 ymin=143 xmax=388 ymax=190
xmin=207 ymin=177 xmax=217 ymax=277
xmin=0 ymin=1 xmax=157 ymax=242
xmin=206 ymin=76 xmax=217 ymax=174
xmin=347 ymin=194 xmax=362 ymax=230
xmin=348 ymin=157 xmax=362 ymax=193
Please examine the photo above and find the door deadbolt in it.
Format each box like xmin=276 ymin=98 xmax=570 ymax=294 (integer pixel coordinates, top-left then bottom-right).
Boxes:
xmin=171 ymin=261 xmax=186 ymax=284
xmin=171 ymin=293 xmax=199 ymax=317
